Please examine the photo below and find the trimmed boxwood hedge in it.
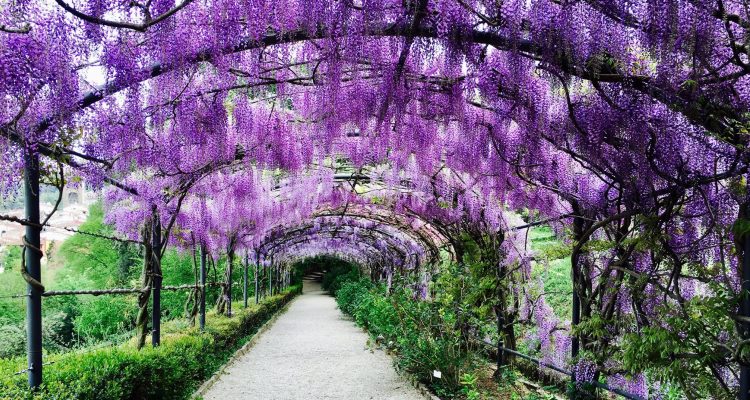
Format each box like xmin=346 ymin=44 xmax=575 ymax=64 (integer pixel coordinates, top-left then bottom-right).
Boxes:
xmin=0 ymin=285 xmax=301 ymax=400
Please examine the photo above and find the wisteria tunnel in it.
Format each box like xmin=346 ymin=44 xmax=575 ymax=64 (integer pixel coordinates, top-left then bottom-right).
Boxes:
xmin=1 ymin=0 xmax=750 ymax=399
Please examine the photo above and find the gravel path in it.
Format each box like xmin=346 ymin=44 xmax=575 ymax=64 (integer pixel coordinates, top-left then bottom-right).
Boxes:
xmin=202 ymin=279 xmax=426 ymax=400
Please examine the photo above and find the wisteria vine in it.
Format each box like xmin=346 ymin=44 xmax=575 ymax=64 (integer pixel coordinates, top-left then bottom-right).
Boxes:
xmin=2 ymin=0 xmax=750 ymax=397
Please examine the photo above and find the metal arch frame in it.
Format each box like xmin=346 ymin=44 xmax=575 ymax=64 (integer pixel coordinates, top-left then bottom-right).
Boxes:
xmin=269 ymin=236 xmax=391 ymax=268
xmin=258 ymin=234 xmax=394 ymax=291
xmin=267 ymin=236 xmax=398 ymax=279
xmin=257 ymin=225 xmax=433 ymax=293
xmin=258 ymin=218 xmax=417 ymax=257
xmin=254 ymin=202 xmax=454 ymax=265
xmin=258 ymin=224 xmax=412 ymax=267
xmin=256 ymin=219 xmax=431 ymax=273
xmin=10 ymin=11 xmax=738 ymax=395
xmin=313 ymin=205 xmax=451 ymax=263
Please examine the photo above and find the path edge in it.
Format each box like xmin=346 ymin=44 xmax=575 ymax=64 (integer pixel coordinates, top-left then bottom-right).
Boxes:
xmin=395 ymin=366 xmax=442 ymax=400
xmin=355 ymin=319 xmax=442 ymax=400
xmin=191 ymin=295 xmax=301 ymax=399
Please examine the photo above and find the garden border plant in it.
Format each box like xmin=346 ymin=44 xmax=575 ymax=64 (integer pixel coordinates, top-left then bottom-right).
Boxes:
xmin=332 ymin=273 xmax=488 ymax=399
xmin=0 ymin=285 xmax=301 ymax=400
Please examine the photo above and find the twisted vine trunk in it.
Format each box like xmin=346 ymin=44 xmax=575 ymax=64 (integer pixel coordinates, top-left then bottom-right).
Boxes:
xmin=135 ymin=218 xmax=154 ymax=350
xmin=216 ymin=238 xmax=236 ymax=316
xmin=185 ymin=245 xmax=200 ymax=326
xmin=150 ymin=213 xmax=163 ymax=347
xmin=571 ymin=203 xmax=594 ymax=361
xmin=497 ymin=277 xmax=518 ymax=352
xmin=494 ymin=230 xmax=517 ymax=367
xmin=456 ymin=222 xmax=518 ymax=372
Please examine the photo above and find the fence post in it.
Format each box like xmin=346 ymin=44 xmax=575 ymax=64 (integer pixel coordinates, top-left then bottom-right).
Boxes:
xmin=151 ymin=209 xmax=162 ymax=347
xmin=24 ymin=147 xmax=42 ymax=389
xmin=199 ymin=244 xmax=207 ymax=331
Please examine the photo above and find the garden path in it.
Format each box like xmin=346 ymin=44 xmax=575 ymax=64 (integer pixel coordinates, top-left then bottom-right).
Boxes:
xmin=202 ymin=278 xmax=426 ymax=400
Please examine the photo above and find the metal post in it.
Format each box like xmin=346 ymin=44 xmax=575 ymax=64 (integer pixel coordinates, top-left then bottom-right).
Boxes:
xmin=151 ymin=211 xmax=162 ymax=347
xmin=24 ymin=148 xmax=42 ymax=389
xmin=243 ymin=253 xmax=249 ymax=308
xmin=269 ymin=255 xmax=274 ymax=295
xmin=740 ymin=195 xmax=750 ymax=400
xmin=255 ymin=257 xmax=259 ymax=304
xmin=199 ymin=244 xmax=207 ymax=331
xmin=226 ymin=249 xmax=232 ymax=317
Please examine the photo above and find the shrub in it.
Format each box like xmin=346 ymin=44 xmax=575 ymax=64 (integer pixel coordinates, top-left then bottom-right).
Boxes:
xmin=326 ymin=269 xmax=361 ymax=295
xmin=321 ymin=262 xmax=360 ymax=294
xmin=43 ymin=312 xmax=77 ymax=352
xmin=0 ymin=323 xmax=25 ymax=359
xmin=0 ymin=285 xmax=301 ymax=400
xmin=0 ymin=246 xmax=30 ymax=327
xmin=335 ymin=278 xmax=373 ymax=316
xmin=335 ymin=280 xmax=481 ymax=399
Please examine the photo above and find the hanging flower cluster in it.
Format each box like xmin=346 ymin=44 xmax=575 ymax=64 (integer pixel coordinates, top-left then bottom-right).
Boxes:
xmin=2 ymin=0 xmax=749 ymax=396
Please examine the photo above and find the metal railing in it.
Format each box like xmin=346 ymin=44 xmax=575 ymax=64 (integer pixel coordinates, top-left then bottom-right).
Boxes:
xmin=473 ymin=337 xmax=645 ymax=400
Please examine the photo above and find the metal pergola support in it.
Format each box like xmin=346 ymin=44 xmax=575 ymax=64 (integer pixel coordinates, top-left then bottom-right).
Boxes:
xmin=24 ymin=148 xmax=43 ymax=389
xmin=255 ymin=258 xmax=259 ymax=304
xmin=243 ymin=253 xmax=249 ymax=308
xmin=740 ymin=196 xmax=750 ymax=400
xmin=226 ymin=247 xmax=233 ymax=317
xmin=199 ymin=244 xmax=207 ymax=331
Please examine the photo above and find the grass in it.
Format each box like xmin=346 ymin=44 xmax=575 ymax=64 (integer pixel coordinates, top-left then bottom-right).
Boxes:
xmin=528 ymin=226 xmax=573 ymax=318
xmin=0 ymin=202 xmax=246 ymax=357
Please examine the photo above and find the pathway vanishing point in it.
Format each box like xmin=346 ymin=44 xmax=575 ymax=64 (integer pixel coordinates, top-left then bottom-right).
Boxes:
xmin=202 ymin=279 xmax=427 ymax=400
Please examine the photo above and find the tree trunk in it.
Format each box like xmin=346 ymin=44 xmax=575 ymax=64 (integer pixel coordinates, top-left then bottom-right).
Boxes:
xmin=135 ymin=218 xmax=154 ymax=350
xmin=216 ymin=243 xmax=235 ymax=316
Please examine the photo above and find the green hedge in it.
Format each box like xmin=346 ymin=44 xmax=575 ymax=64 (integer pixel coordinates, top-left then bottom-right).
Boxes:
xmin=0 ymin=285 xmax=301 ymax=400
xmin=320 ymin=261 xmax=360 ymax=295
xmin=335 ymin=279 xmax=482 ymax=399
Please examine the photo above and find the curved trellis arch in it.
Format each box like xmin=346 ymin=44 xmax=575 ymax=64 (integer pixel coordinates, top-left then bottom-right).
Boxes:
xmin=3 ymin=0 xmax=745 ymax=200
xmin=255 ymin=204 xmax=454 ymax=264
xmin=2 ymin=1 xmax=749 ymax=396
